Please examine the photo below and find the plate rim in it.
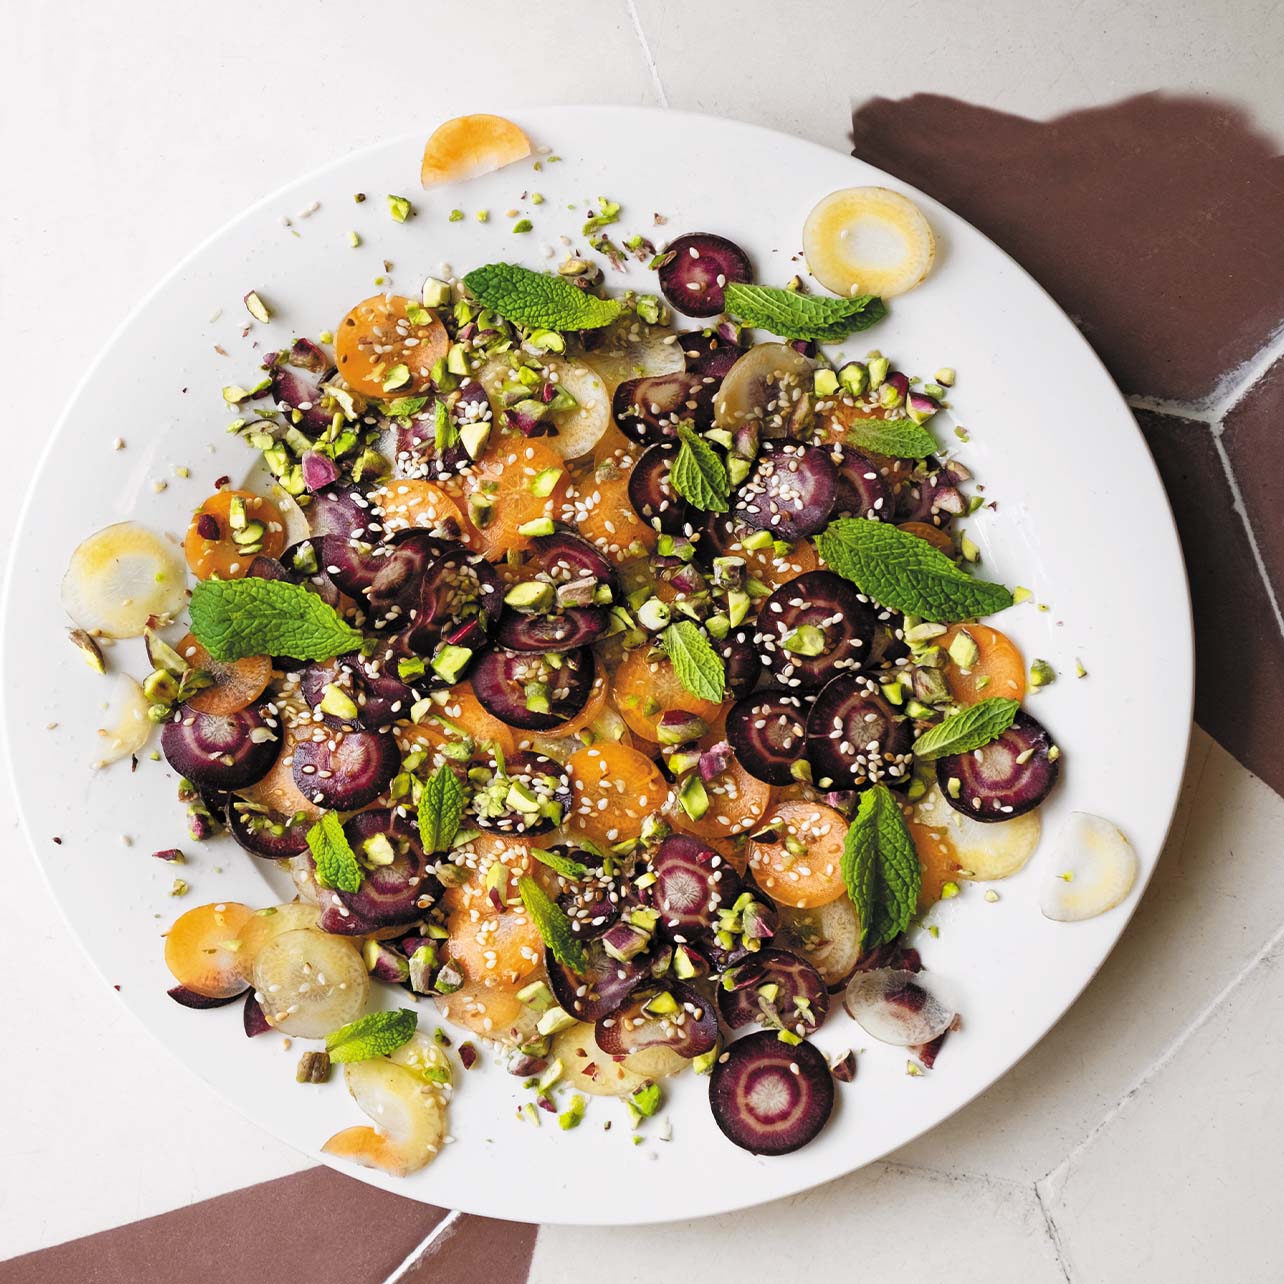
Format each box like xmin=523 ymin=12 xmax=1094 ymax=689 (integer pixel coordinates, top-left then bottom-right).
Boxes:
xmin=3 ymin=103 xmax=1194 ymax=1224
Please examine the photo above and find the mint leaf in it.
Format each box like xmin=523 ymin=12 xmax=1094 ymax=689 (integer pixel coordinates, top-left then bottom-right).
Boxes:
xmin=385 ymin=394 xmax=429 ymax=418
xmin=463 ymin=263 xmax=623 ymax=331
xmin=661 ymin=621 xmax=726 ymax=704
xmin=842 ymin=784 xmax=921 ymax=950
xmin=912 ymin=697 xmax=1021 ymax=761
xmin=325 ymin=1008 xmax=418 ymax=1063
xmin=419 ymin=763 xmax=465 ymax=855
xmin=670 ymin=424 xmax=729 ymax=512
xmin=189 ymin=578 xmax=364 ymax=662
xmin=531 ymin=847 xmax=591 ymax=880
xmin=518 ymin=876 xmax=586 ymax=973
xmin=724 ymin=283 xmax=886 ymax=343
xmin=844 ymin=418 xmax=938 ymax=460
xmin=816 ymin=519 xmax=1012 ymax=622
xmin=307 ymin=811 xmax=362 ymax=893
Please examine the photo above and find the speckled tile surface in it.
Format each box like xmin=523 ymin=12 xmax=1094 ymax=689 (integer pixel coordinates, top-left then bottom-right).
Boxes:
xmin=5 ymin=2 xmax=1284 ymax=1281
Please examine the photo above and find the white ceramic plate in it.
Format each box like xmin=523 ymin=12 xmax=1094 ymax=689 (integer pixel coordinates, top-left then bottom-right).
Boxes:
xmin=4 ymin=107 xmax=1192 ymax=1224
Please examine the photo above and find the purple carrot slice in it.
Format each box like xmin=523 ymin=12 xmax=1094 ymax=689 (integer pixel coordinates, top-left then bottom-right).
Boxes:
xmin=658 ymin=232 xmax=752 ymax=318
xmin=734 ymin=444 xmax=838 ymax=541
xmin=403 ymin=549 xmax=503 ymax=655
xmin=316 ymin=533 xmax=385 ymax=596
xmin=291 ymin=729 xmax=401 ymax=811
xmin=936 ymin=709 xmax=1060 ymax=821
xmin=168 ymin=984 xmax=243 ymax=1009
xmin=161 ymin=703 xmax=281 ymax=791
xmin=677 ymin=329 xmax=746 ymax=379
xmin=469 ymin=750 xmax=572 ymax=836
xmin=831 ymin=445 xmax=894 ymax=521
xmin=646 ymin=833 xmax=742 ymax=941
xmin=595 ymin=980 xmax=718 ymax=1059
xmin=495 ymin=607 xmax=608 ymax=652
xmin=308 ymin=485 xmax=375 ymax=541
xmin=228 ymin=800 xmax=311 ymax=859
xmin=365 ymin=530 xmax=461 ymax=628
xmin=709 ymin=1030 xmax=835 ymax=1155
xmin=243 ymin=990 xmax=273 ymax=1036
xmin=843 ymin=968 xmax=956 ymax=1046
xmin=755 ymin=569 xmax=879 ymax=689
xmin=471 ymin=647 xmax=595 ymax=731
xmin=806 ymin=675 xmax=914 ymax=790
xmin=717 ymin=627 xmax=760 ymax=700
xmin=627 ymin=442 xmax=692 ymax=535
xmin=612 ymin=372 xmax=717 ymax=445
xmin=718 ymin=948 xmax=831 ymax=1037
xmin=547 ymin=934 xmax=650 ymax=1022
xmin=894 ymin=460 xmax=966 ymax=528
xmin=529 ymin=528 xmax=615 ymax=586
xmin=336 ymin=809 xmax=438 ymax=926
xmin=725 ymin=688 xmax=811 ymax=785
xmin=271 ymin=356 xmax=336 ymax=435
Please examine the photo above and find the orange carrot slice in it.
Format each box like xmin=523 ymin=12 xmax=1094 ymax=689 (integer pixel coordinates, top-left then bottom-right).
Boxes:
xmin=457 ymin=435 xmax=570 ymax=560
xmin=184 ymin=489 xmax=286 ymax=580
xmin=335 ymin=294 xmax=448 ymax=397
xmin=747 ymin=801 xmax=848 ymax=909
xmin=420 ymin=114 xmax=531 ymax=188
xmin=163 ymin=901 xmax=255 ymax=998
xmin=940 ymin=623 xmax=1026 ymax=704
xmin=898 ymin=521 xmax=954 ymax=554
xmin=679 ymin=755 xmax=772 ymax=841
xmin=174 ymin=632 xmax=271 ymax=716
xmin=369 ymin=479 xmax=467 ymax=539
xmin=614 ymin=646 xmax=724 ymax=743
xmin=567 ymin=742 xmax=669 ymax=847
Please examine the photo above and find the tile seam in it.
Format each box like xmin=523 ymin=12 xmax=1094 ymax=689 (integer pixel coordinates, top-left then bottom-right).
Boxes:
xmin=1034 ymin=1182 xmax=1075 ymax=1283
xmin=382 ymin=1209 xmax=462 ymax=1284
xmin=1211 ymin=422 xmax=1284 ymax=638
xmin=1037 ymin=917 xmax=1284 ymax=1202
xmin=624 ymin=0 xmax=669 ymax=108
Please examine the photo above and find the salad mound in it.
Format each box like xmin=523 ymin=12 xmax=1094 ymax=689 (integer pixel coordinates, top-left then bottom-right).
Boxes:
xmin=61 ymin=127 xmax=1128 ymax=1174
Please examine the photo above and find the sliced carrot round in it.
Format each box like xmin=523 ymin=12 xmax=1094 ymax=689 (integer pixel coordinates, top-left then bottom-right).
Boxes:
xmin=898 ymin=521 xmax=955 ymax=554
xmin=435 ymin=980 xmax=538 ymax=1046
xmin=237 ymin=729 xmax=322 ymax=819
xmin=567 ymin=742 xmax=669 ymax=847
xmin=747 ymin=801 xmax=848 ymax=909
xmin=614 ymin=645 xmax=724 ymax=743
xmin=445 ymin=902 xmax=543 ymax=988
xmin=174 ymin=632 xmax=271 ymax=715
xmin=164 ymin=901 xmax=255 ymax=998
xmin=540 ymin=667 xmax=609 ymax=738
xmin=184 ymin=489 xmax=286 ymax=580
xmin=441 ymin=833 xmax=536 ymax=916
xmin=723 ymin=529 xmax=819 ymax=593
xmin=940 ymin=623 xmax=1026 ymax=704
xmin=679 ymin=756 xmax=772 ymax=840
xmin=568 ymin=464 xmax=657 ymax=563
xmin=910 ymin=819 xmax=961 ymax=909
xmin=334 ymin=294 xmax=448 ymax=397
xmin=369 ymin=480 xmax=467 ymax=539
xmin=457 ymin=435 xmax=570 ymax=559
xmin=420 ymin=114 xmax=531 ymax=188
xmin=396 ymin=683 xmax=518 ymax=759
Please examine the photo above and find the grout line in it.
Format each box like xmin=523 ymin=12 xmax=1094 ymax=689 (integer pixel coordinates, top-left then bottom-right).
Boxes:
xmin=1208 ymin=320 xmax=1284 ymax=420
xmin=877 ymin=1155 xmax=1033 ymax=1194
xmin=1211 ymin=422 xmax=1284 ymax=638
xmin=1034 ymin=1183 xmax=1075 ymax=1283
xmin=1038 ymin=915 xmax=1284 ymax=1202
xmin=1124 ymin=393 xmax=1211 ymax=423
xmin=382 ymin=1210 xmax=462 ymax=1284
xmin=624 ymin=0 xmax=669 ymax=108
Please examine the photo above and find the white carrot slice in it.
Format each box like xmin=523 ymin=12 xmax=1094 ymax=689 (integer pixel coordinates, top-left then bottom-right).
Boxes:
xmin=92 ymin=673 xmax=152 ymax=767
xmin=323 ymin=1059 xmax=447 ymax=1177
xmin=250 ymin=928 xmax=369 ymax=1037
xmin=553 ymin=1022 xmax=648 ymax=1098
xmin=914 ymin=784 xmax=1041 ymax=880
xmin=803 ymin=187 xmax=936 ymax=300
xmin=420 ymin=113 xmax=531 ymax=188
xmin=62 ymin=521 xmax=187 ymax=637
xmin=1041 ymin=813 xmax=1139 ymax=922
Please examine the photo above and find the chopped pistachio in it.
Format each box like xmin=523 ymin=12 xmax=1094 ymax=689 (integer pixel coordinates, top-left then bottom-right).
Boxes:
xmin=243 ymin=290 xmax=271 ymax=323
xmin=69 ymin=628 xmax=106 ymax=674
xmin=813 ymin=368 xmax=839 ymax=397
xmin=516 ymin=517 xmax=555 ymax=537
xmin=934 ymin=367 xmax=956 ymax=387
xmin=475 ymin=209 xmax=489 ymax=223
xmin=537 ymin=1006 xmax=577 ymax=1037
xmin=449 ymin=209 xmax=465 ymax=222
xmin=558 ymin=1094 xmax=586 ymax=1131
xmin=512 ymin=219 xmax=534 ymax=234
xmin=940 ymin=881 xmax=961 ymax=900
xmin=296 ymin=1050 xmax=332 ymax=1084
xmin=906 ymin=1061 xmax=924 ymax=1077
xmin=984 ymin=889 xmax=1000 ymax=903
xmin=636 ymin=597 xmax=671 ymax=632
xmin=1013 ymin=585 xmax=1033 ymax=605
xmin=677 ymin=773 xmax=709 ymax=821
xmin=381 ymin=363 xmax=411 ymax=392
xmin=959 ymin=533 xmax=981 ymax=564
xmin=169 ymin=877 xmax=189 ymax=897
xmin=866 ymin=353 xmax=890 ymax=390
xmin=504 ymin=580 xmax=555 ymax=611
xmin=387 ymin=194 xmax=413 ymax=222
xmin=431 ymin=644 xmax=473 ymax=684
xmin=516 ymin=980 xmax=556 ymax=1012
xmin=783 ymin=624 xmax=827 ymax=657
xmin=347 ymin=230 xmax=361 ymax=248
xmin=319 ymin=683 xmax=359 ymax=721
xmin=1029 ymin=658 xmax=1056 ymax=689
xmin=1075 ymin=658 xmax=1088 ymax=679
xmin=947 ymin=629 xmax=980 ymax=669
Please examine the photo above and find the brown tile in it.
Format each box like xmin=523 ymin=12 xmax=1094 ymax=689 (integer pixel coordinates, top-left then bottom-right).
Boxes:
xmin=0 ymin=1168 xmax=536 ymax=1284
xmin=1222 ymin=354 xmax=1284 ymax=603
xmin=849 ymin=94 xmax=1284 ymax=404
xmin=1136 ymin=409 xmax=1284 ymax=797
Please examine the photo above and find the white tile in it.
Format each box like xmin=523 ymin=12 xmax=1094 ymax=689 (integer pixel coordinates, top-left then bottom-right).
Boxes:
xmin=894 ymin=730 xmax=1284 ymax=1184
xmin=529 ymin=1159 xmax=1067 ymax=1283
xmin=1042 ymin=948 xmax=1284 ymax=1280
xmin=634 ymin=0 xmax=1284 ymax=146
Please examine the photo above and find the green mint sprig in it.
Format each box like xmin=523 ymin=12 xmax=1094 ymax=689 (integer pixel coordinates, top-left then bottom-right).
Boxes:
xmin=670 ymin=424 xmax=730 ymax=512
xmin=325 ymin=1009 xmax=418 ymax=1063
xmin=844 ymin=418 xmax=939 ymax=460
xmin=912 ymin=697 xmax=1020 ymax=761
xmin=189 ymin=578 xmax=364 ymax=662
xmin=815 ymin=519 xmax=1012 ymax=622
xmin=531 ymin=847 xmax=592 ymax=880
xmin=842 ymin=784 xmax=921 ymax=950
xmin=518 ymin=876 xmax=586 ymax=973
xmin=661 ymin=621 xmax=726 ymax=704
xmin=419 ymin=763 xmax=465 ymax=855
xmin=723 ymin=283 xmax=886 ymax=343
xmin=307 ymin=811 xmax=363 ymax=893
xmin=462 ymin=263 xmax=622 ymax=331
